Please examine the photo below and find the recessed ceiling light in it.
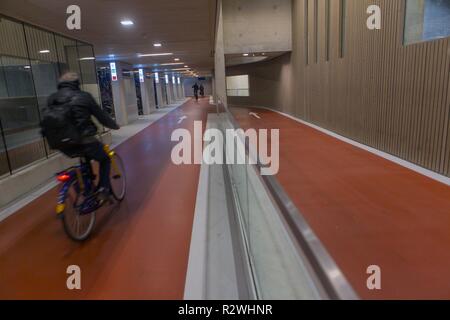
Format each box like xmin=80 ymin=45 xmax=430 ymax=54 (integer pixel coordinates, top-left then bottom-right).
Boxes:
xmin=121 ymin=20 xmax=134 ymax=26
xmin=138 ymin=53 xmax=173 ymax=57
xmin=39 ymin=50 xmax=50 ymax=54
xmin=79 ymin=57 xmax=96 ymax=61
xmin=153 ymin=43 xmax=162 ymax=47
xmin=159 ymin=62 xmax=184 ymax=66
xmin=174 ymin=58 xmax=180 ymax=61
xmin=184 ymin=65 xmax=188 ymax=68
xmin=243 ymin=53 xmax=249 ymax=57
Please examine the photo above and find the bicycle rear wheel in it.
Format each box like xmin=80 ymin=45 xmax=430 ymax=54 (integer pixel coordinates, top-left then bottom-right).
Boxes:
xmin=110 ymin=153 xmax=126 ymax=201
xmin=62 ymin=182 xmax=96 ymax=241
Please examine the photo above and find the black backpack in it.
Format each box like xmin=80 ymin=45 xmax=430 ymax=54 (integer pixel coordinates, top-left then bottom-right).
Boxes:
xmin=40 ymin=99 xmax=82 ymax=150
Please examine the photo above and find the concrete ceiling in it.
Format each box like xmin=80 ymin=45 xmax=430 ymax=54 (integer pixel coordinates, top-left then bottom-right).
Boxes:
xmin=0 ymin=0 xmax=216 ymax=75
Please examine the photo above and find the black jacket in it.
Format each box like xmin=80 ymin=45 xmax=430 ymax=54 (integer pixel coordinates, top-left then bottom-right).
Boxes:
xmin=47 ymin=80 xmax=119 ymax=139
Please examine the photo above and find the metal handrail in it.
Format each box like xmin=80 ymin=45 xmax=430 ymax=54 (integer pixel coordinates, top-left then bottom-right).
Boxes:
xmin=219 ymin=103 xmax=359 ymax=300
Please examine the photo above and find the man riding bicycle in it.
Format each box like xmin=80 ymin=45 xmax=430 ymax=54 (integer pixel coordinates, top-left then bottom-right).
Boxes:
xmin=44 ymin=72 xmax=120 ymax=201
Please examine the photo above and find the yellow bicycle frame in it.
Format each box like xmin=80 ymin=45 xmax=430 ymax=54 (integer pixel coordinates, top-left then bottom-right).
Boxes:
xmin=104 ymin=144 xmax=121 ymax=178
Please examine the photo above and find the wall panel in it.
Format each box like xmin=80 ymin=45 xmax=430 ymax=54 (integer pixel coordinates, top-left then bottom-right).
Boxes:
xmin=227 ymin=0 xmax=450 ymax=177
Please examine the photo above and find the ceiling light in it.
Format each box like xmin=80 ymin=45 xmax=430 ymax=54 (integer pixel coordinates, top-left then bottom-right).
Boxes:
xmin=243 ymin=53 xmax=249 ymax=56
xmin=159 ymin=62 xmax=184 ymax=66
xmin=184 ymin=65 xmax=188 ymax=68
xmin=138 ymin=53 xmax=173 ymax=57
xmin=121 ymin=20 xmax=134 ymax=26
xmin=153 ymin=43 xmax=162 ymax=47
xmin=39 ymin=50 xmax=50 ymax=54
xmin=174 ymin=58 xmax=180 ymax=61
xmin=79 ymin=57 xmax=96 ymax=61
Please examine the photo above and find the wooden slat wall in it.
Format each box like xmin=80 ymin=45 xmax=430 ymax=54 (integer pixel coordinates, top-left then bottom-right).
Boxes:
xmin=226 ymin=0 xmax=450 ymax=177
xmin=290 ymin=0 xmax=450 ymax=177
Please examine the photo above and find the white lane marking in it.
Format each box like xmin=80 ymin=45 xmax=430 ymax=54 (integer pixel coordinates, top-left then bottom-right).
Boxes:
xmin=249 ymin=112 xmax=261 ymax=119
xmin=178 ymin=115 xmax=188 ymax=124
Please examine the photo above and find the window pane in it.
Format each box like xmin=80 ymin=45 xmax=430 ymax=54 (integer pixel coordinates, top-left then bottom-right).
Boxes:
xmin=405 ymin=0 xmax=450 ymax=44
xmin=0 ymin=18 xmax=47 ymax=172
xmin=24 ymin=25 xmax=59 ymax=111
xmin=226 ymin=75 xmax=250 ymax=97
xmin=77 ymin=43 xmax=100 ymax=103
xmin=0 ymin=17 xmax=28 ymax=59
xmin=55 ymin=35 xmax=80 ymax=75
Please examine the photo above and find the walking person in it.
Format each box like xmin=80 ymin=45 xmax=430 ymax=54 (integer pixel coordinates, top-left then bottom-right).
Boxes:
xmin=192 ymin=82 xmax=199 ymax=102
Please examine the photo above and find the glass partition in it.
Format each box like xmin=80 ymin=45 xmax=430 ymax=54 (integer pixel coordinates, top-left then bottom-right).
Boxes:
xmin=218 ymin=104 xmax=358 ymax=300
xmin=0 ymin=18 xmax=47 ymax=172
xmin=77 ymin=42 xmax=100 ymax=103
xmin=0 ymin=15 xmax=100 ymax=176
xmin=55 ymin=35 xmax=79 ymax=75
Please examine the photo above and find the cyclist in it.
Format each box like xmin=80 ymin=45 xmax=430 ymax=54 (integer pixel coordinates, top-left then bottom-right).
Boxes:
xmin=46 ymin=72 xmax=120 ymax=201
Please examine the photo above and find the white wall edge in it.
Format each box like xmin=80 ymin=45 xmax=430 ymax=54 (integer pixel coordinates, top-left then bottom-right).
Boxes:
xmin=183 ymin=117 xmax=213 ymax=300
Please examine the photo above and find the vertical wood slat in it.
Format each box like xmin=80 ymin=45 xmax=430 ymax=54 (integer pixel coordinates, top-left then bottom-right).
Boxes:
xmin=294 ymin=0 xmax=450 ymax=177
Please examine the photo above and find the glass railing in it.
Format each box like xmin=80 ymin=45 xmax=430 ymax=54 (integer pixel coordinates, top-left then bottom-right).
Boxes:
xmin=217 ymin=103 xmax=358 ymax=300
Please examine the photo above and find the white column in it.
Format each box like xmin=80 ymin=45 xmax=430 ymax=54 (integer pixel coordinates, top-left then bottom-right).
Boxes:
xmin=166 ymin=81 xmax=175 ymax=104
xmin=110 ymin=61 xmax=139 ymax=126
xmin=139 ymin=73 xmax=157 ymax=115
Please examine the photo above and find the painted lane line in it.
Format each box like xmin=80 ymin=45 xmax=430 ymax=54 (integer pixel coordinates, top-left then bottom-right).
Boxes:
xmin=178 ymin=115 xmax=188 ymax=124
xmin=249 ymin=112 xmax=261 ymax=119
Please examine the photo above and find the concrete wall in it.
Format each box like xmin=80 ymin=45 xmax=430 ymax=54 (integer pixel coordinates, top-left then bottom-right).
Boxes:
xmin=227 ymin=53 xmax=293 ymax=112
xmin=222 ymin=0 xmax=292 ymax=54
xmin=226 ymin=0 xmax=450 ymax=178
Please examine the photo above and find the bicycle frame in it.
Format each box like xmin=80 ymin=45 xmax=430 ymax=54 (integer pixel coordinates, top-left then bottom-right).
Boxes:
xmin=55 ymin=144 xmax=119 ymax=215
xmin=55 ymin=161 xmax=94 ymax=215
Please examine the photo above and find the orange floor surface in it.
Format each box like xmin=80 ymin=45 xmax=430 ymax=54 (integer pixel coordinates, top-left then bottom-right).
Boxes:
xmin=0 ymin=98 xmax=211 ymax=299
xmin=231 ymin=106 xmax=450 ymax=300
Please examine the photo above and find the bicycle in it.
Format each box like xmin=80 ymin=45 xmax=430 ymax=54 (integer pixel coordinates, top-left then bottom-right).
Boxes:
xmin=55 ymin=144 xmax=126 ymax=241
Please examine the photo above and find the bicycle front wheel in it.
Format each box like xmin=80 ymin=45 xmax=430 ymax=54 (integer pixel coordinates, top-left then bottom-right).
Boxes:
xmin=110 ymin=153 xmax=126 ymax=201
xmin=62 ymin=182 xmax=96 ymax=241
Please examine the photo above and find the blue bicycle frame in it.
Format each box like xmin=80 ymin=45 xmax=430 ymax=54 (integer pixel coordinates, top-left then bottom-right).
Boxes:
xmin=55 ymin=159 xmax=97 ymax=216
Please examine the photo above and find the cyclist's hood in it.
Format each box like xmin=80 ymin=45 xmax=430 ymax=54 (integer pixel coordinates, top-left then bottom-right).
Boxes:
xmin=57 ymin=79 xmax=80 ymax=91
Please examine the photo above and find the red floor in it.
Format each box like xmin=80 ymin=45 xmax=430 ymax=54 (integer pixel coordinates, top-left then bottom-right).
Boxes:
xmin=0 ymin=98 xmax=211 ymax=299
xmin=231 ymin=106 xmax=450 ymax=300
